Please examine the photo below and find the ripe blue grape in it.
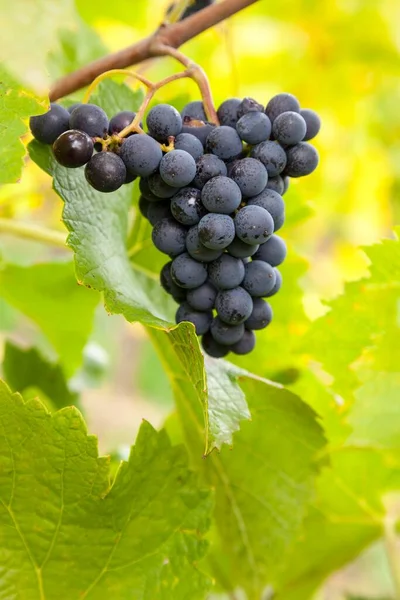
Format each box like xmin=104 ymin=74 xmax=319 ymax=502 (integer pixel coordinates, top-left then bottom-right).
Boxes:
xmin=208 ymin=254 xmax=245 ymax=290
xmin=265 ymin=93 xmax=300 ymax=123
xmin=201 ymin=331 xmax=229 ymax=358
xmin=146 ymin=173 xmax=175 ymax=199
xmin=266 ymin=175 xmax=285 ymax=195
xmin=215 ymin=287 xmax=253 ymax=324
xmin=67 ymin=103 xmax=81 ymax=114
xmin=181 ymin=118 xmax=215 ymax=146
xmin=186 ymin=226 xmax=223 ymax=262
xmin=171 ymin=187 xmax=207 ymax=225
xmin=146 ymin=104 xmax=182 ymax=142
xmin=250 ymin=141 xmax=287 ymax=177
xmin=30 ymin=103 xmax=70 ymax=144
xmin=245 ymin=298 xmax=273 ymax=330
xmin=187 ymin=281 xmax=217 ymax=311
xmin=120 ymin=134 xmax=162 ymax=177
xmin=234 ymin=205 xmax=274 ymax=245
xmin=248 ymin=188 xmax=285 ymax=231
xmin=284 ymin=142 xmax=319 ymax=177
xmin=176 ymin=302 xmax=212 ymax=335
xmin=300 ymin=108 xmax=321 ymax=141
xmin=231 ymin=330 xmax=256 ymax=355
xmin=53 ymin=130 xmax=93 ymax=168
xmin=272 ymin=111 xmax=307 ymax=146
xmin=229 ymin=158 xmax=268 ymax=197
xmin=159 ymin=150 xmax=196 ymax=187
xmin=171 ymin=253 xmax=208 ymax=289
xmin=69 ymin=103 xmax=109 ymax=138
xmin=242 ymin=260 xmax=276 ymax=297
xmin=193 ymin=154 xmax=227 ymax=189
xmin=210 ymin=317 xmax=245 ymax=345
xmin=108 ymin=111 xmax=137 ymax=135
xmin=227 ymin=237 xmax=259 ymax=259
xmin=174 ymin=133 xmax=204 ymax=160
xmin=85 ymin=152 xmax=126 ymax=193
xmin=236 ymin=111 xmax=271 ymax=145
xmin=254 ymin=235 xmax=287 ymax=267
xmin=206 ymin=126 xmax=243 ymax=160
xmin=152 ymin=217 xmax=187 ymax=257
xmin=160 ymin=262 xmax=186 ymax=302
xmin=147 ymin=202 xmax=172 ymax=226
xmin=237 ymin=97 xmax=264 ymax=119
xmin=181 ymin=101 xmax=206 ymax=121
xmin=217 ymin=98 xmax=241 ymax=128
xmin=198 ymin=213 xmax=235 ymax=250
xmin=201 ymin=176 xmax=242 ymax=213
xmin=264 ymin=268 xmax=282 ymax=297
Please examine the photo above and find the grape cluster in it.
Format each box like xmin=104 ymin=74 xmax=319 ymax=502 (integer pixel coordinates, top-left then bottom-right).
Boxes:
xmin=30 ymin=92 xmax=320 ymax=357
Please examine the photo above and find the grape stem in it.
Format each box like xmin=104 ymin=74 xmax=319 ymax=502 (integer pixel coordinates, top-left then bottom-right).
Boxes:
xmin=49 ymin=0 xmax=258 ymax=101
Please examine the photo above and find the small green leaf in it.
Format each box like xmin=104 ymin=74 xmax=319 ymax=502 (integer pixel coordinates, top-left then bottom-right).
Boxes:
xmin=0 ymin=379 xmax=212 ymax=599
xmin=0 ymin=67 xmax=47 ymax=183
xmin=0 ymin=261 xmax=99 ymax=375
xmin=3 ymin=340 xmax=78 ymax=409
xmin=91 ymin=80 xmax=145 ymax=117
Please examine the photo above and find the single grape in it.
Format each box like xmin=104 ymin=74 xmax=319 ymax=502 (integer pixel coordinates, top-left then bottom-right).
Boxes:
xmin=236 ymin=111 xmax=271 ymax=145
xmin=181 ymin=101 xmax=206 ymax=121
xmin=108 ymin=111 xmax=137 ymax=135
xmin=217 ymin=98 xmax=241 ymax=128
xmin=242 ymin=260 xmax=276 ymax=297
xmin=52 ymin=130 xmax=93 ymax=168
xmin=160 ymin=261 xmax=186 ymax=301
xmin=245 ymin=298 xmax=273 ymax=330
xmin=266 ymin=175 xmax=284 ymax=195
xmin=152 ymin=217 xmax=187 ymax=257
xmin=69 ymin=103 xmax=109 ymax=138
xmin=227 ymin=237 xmax=259 ymax=259
xmin=85 ymin=152 xmax=126 ymax=193
xmin=67 ymin=103 xmax=81 ymax=114
xmin=120 ymin=134 xmax=162 ymax=177
xmin=215 ymin=287 xmax=253 ymax=325
xmin=147 ymin=103 xmax=182 ymax=142
xmin=186 ymin=226 xmax=223 ymax=262
xmin=171 ymin=252 xmax=208 ymax=289
xmin=202 ymin=331 xmax=229 ymax=358
xmin=300 ymin=108 xmax=321 ymax=141
xmin=138 ymin=195 xmax=150 ymax=219
xmin=148 ymin=173 xmax=176 ymax=198
xmin=264 ymin=268 xmax=282 ymax=297
xmin=174 ymin=133 xmax=204 ymax=160
xmin=187 ymin=281 xmax=217 ymax=311
xmin=30 ymin=103 xmax=70 ymax=144
xmin=171 ymin=187 xmax=207 ymax=225
xmin=229 ymin=158 xmax=268 ymax=197
xmin=265 ymin=93 xmax=300 ymax=123
xmin=176 ymin=302 xmax=212 ymax=335
xmin=198 ymin=213 xmax=235 ymax=250
xmin=234 ymin=205 xmax=274 ymax=245
xmin=201 ymin=175 xmax=242 ymax=214
xmin=272 ymin=111 xmax=307 ymax=146
xmin=139 ymin=178 xmax=160 ymax=202
xmin=208 ymin=254 xmax=245 ymax=290
xmin=282 ymin=176 xmax=290 ymax=195
xmin=159 ymin=150 xmax=196 ymax=187
xmin=254 ymin=235 xmax=287 ymax=267
xmin=147 ymin=202 xmax=172 ymax=226
xmin=250 ymin=141 xmax=287 ymax=177
xmin=193 ymin=154 xmax=227 ymax=189
xmin=284 ymin=142 xmax=319 ymax=177
xmin=248 ymin=188 xmax=285 ymax=231
xmin=205 ymin=126 xmax=243 ymax=160
xmin=181 ymin=118 xmax=216 ymax=146
xmin=231 ymin=330 xmax=256 ymax=355
xmin=237 ymin=97 xmax=264 ymax=119
xmin=210 ymin=317 xmax=245 ymax=345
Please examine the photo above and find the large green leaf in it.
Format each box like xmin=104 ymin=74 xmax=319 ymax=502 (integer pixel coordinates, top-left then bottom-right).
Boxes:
xmin=0 ymin=67 xmax=46 ymax=184
xmin=0 ymin=261 xmax=99 ymax=376
xmin=2 ymin=340 xmax=78 ymax=409
xmin=0 ymin=379 xmax=212 ymax=599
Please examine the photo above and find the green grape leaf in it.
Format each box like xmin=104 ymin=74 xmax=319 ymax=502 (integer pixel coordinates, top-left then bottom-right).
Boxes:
xmin=2 ymin=340 xmax=78 ymax=409
xmin=0 ymin=379 xmax=212 ymax=599
xmin=91 ymin=81 xmax=145 ymax=117
xmin=0 ymin=261 xmax=99 ymax=376
xmin=0 ymin=67 xmax=47 ymax=184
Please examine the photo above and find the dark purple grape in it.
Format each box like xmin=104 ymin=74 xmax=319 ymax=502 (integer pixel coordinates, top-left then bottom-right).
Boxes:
xmin=234 ymin=205 xmax=274 ymax=245
xmin=210 ymin=317 xmax=245 ymax=345
xmin=250 ymin=141 xmax=287 ymax=177
xmin=265 ymin=93 xmax=300 ymax=123
xmin=229 ymin=158 xmax=268 ymax=197
xmin=147 ymin=104 xmax=182 ymax=142
xmin=152 ymin=218 xmax=187 ymax=257
xmin=272 ymin=111 xmax=307 ymax=146
xmin=30 ymin=103 xmax=70 ymax=144
xmin=300 ymin=108 xmax=321 ymax=141
xmin=187 ymin=281 xmax=217 ymax=311
xmin=284 ymin=142 xmax=319 ymax=177
xmin=176 ymin=302 xmax=212 ymax=335
xmin=205 ymin=126 xmax=243 ymax=160
xmin=193 ymin=154 xmax=227 ymax=189
xmin=208 ymin=254 xmax=245 ymax=290
xmin=53 ymin=130 xmax=93 ymax=168
xmin=171 ymin=187 xmax=206 ymax=226
xmin=217 ymin=98 xmax=241 ymax=128
xmin=202 ymin=331 xmax=230 ymax=358
xmin=201 ymin=176 xmax=242 ymax=214
xmin=245 ymin=298 xmax=273 ymax=330
xmin=159 ymin=150 xmax=196 ymax=187
xmin=109 ymin=111 xmax=138 ymax=135
xmin=186 ymin=226 xmax=223 ymax=262
xmin=215 ymin=287 xmax=253 ymax=325
xmin=85 ymin=152 xmax=126 ymax=193
xmin=181 ymin=101 xmax=206 ymax=121
xmin=242 ymin=260 xmax=276 ymax=297
xmin=174 ymin=133 xmax=204 ymax=160
xmin=254 ymin=235 xmax=287 ymax=267
xmin=120 ymin=134 xmax=162 ymax=177
xmin=231 ymin=330 xmax=256 ymax=355
xmin=198 ymin=213 xmax=235 ymax=250
xmin=237 ymin=97 xmax=264 ymax=119
xmin=69 ymin=103 xmax=109 ymax=138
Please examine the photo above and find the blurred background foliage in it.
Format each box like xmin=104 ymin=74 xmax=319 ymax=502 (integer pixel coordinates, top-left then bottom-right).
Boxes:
xmin=0 ymin=0 xmax=399 ymax=598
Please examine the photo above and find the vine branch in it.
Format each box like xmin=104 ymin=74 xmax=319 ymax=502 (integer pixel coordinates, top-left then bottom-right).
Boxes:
xmin=49 ymin=0 xmax=258 ymax=101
